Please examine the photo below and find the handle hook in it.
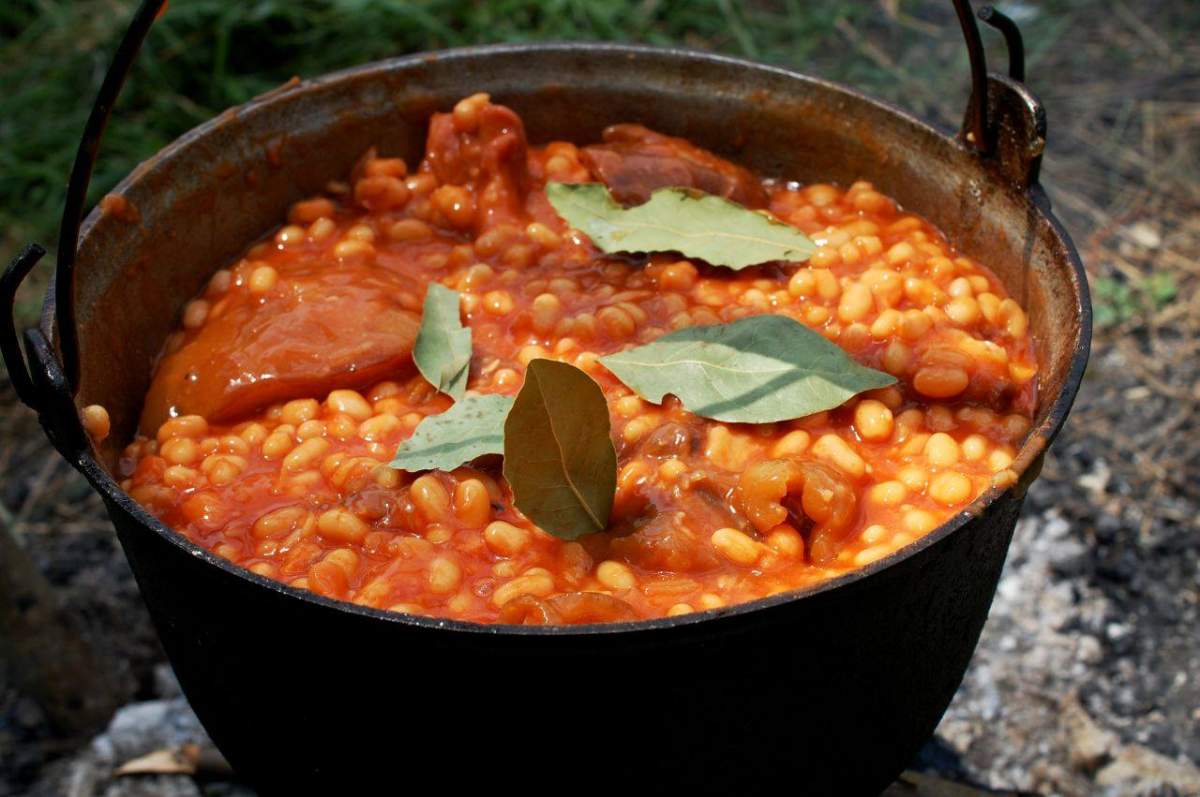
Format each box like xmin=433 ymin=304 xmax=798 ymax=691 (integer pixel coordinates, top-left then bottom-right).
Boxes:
xmin=1 ymin=244 xmax=47 ymax=409
xmin=978 ymin=5 xmax=1026 ymax=82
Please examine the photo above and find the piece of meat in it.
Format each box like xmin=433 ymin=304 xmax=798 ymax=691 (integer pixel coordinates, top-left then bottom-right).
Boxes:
xmin=499 ymin=593 xmax=637 ymax=625
xmin=638 ymin=421 xmax=699 ymax=459
xmin=733 ymin=459 xmax=859 ymax=566
xmin=139 ymin=269 xmax=420 ymax=434
xmin=609 ymin=510 xmax=720 ymax=573
xmin=581 ymin=124 xmax=768 ymax=208
xmin=421 ymin=97 xmax=530 ymax=232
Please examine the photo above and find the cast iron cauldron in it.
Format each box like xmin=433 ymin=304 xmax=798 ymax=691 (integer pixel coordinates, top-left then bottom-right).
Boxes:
xmin=1 ymin=1 xmax=1089 ymax=793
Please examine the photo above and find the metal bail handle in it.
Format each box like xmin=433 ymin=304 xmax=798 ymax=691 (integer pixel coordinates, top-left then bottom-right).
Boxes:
xmin=54 ymin=0 xmax=167 ymax=395
xmin=953 ymin=0 xmax=991 ymax=154
xmin=978 ymin=4 xmax=1026 ymax=82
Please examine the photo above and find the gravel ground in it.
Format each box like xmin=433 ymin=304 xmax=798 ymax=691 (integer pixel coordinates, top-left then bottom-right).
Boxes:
xmin=3 ymin=1 xmax=1197 ymax=795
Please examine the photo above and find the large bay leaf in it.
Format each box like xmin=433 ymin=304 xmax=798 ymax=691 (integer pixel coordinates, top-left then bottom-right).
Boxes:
xmin=599 ymin=315 xmax=895 ymax=424
xmin=413 ymin=283 xmax=471 ymax=401
xmin=546 ymin=182 xmax=815 ymax=269
xmin=389 ymin=393 xmax=513 ymax=472
xmin=503 ymin=359 xmax=617 ymax=540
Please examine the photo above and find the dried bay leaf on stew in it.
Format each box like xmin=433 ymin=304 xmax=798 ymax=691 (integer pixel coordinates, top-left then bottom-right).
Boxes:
xmin=413 ymin=283 xmax=472 ymax=401
xmin=546 ymin=182 xmax=815 ymax=270
xmin=389 ymin=393 xmax=514 ymax=473
xmin=599 ymin=315 xmax=896 ymax=424
xmin=503 ymin=359 xmax=617 ymax=540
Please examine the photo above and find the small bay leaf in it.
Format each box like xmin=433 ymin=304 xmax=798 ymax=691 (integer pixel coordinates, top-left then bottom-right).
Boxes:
xmin=413 ymin=283 xmax=471 ymax=401
xmin=546 ymin=182 xmax=815 ymax=270
xmin=503 ymin=359 xmax=617 ymax=540
xmin=599 ymin=315 xmax=896 ymax=424
xmin=389 ymin=393 xmax=513 ymax=472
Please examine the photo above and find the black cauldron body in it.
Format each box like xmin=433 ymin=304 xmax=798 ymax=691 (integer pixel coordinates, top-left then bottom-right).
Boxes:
xmin=5 ymin=42 xmax=1088 ymax=796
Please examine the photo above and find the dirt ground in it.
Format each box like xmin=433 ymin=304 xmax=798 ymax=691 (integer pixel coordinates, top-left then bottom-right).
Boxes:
xmin=2 ymin=2 xmax=1197 ymax=795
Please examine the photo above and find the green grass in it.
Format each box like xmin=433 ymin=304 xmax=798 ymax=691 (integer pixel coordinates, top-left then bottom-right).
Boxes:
xmin=0 ymin=0 xmax=884 ymax=286
xmin=1093 ymin=273 xmax=1179 ymax=328
xmin=3 ymin=0 xmax=1111 ymax=331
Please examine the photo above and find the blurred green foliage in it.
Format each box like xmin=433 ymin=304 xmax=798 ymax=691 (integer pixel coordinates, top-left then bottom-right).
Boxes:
xmin=0 ymin=0 xmax=884 ymax=276
xmin=4 ymin=0 xmax=1094 ymax=331
xmin=1093 ymin=273 xmax=1179 ymax=328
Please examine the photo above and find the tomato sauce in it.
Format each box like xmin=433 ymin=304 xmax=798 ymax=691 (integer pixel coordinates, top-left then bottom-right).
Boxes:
xmin=119 ymin=93 xmax=1037 ymax=624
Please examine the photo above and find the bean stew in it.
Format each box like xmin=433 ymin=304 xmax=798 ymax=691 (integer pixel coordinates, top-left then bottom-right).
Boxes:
xmin=110 ymin=94 xmax=1037 ymax=624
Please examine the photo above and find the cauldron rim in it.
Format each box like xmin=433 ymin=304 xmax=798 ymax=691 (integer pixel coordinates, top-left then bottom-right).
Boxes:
xmin=56 ymin=41 xmax=1091 ymax=637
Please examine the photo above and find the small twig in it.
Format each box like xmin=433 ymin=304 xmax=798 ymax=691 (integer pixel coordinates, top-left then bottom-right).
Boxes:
xmin=1111 ymin=1 xmax=1175 ymax=63
xmin=15 ymin=455 xmax=61 ymax=524
xmin=0 ymin=499 xmax=16 ymax=537
xmin=877 ymin=0 xmax=941 ymax=36
xmin=1116 ymin=340 xmax=1194 ymax=402
xmin=833 ymin=16 xmax=949 ymax=121
xmin=1132 ymin=406 xmax=1193 ymax=447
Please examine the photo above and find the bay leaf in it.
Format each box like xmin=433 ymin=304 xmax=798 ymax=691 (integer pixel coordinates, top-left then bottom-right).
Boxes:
xmin=546 ymin=181 xmax=815 ymax=269
xmin=413 ymin=283 xmax=471 ymax=401
xmin=599 ymin=314 xmax=896 ymax=424
xmin=503 ymin=359 xmax=617 ymax=540
xmin=389 ymin=393 xmax=513 ymax=472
